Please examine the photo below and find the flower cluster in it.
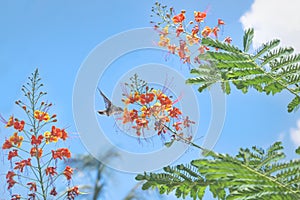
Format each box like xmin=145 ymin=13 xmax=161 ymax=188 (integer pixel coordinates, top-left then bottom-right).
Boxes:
xmin=1 ymin=70 xmax=80 ymax=200
xmin=120 ymin=74 xmax=194 ymax=144
xmin=151 ymin=2 xmax=232 ymax=65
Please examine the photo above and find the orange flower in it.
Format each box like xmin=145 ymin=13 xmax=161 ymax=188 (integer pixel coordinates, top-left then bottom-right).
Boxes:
xmin=31 ymin=135 xmax=44 ymax=146
xmin=50 ymin=187 xmax=58 ymax=196
xmin=186 ymin=35 xmax=200 ymax=46
xmin=224 ymin=36 xmax=232 ymax=43
xmin=5 ymin=116 xmax=14 ymax=127
xmin=140 ymin=93 xmax=155 ymax=105
xmin=183 ymin=116 xmax=195 ymax=128
xmin=30 ymin=147 xmax=43 ymax=158
xmin=44 ymin=126 xmax=68 ymax=143
xmin=141 ymin=106 xmax=151 ymax=118
xmin=191 ymin=25 xmax=199 ymax=36
xmin=124 ymin=92 xmax=140 ymax=104
xmin=51 ymin=126 xmax=68 ymax=141
xmin=201 ymin=26 xmax=212 ymax=37
xmin=34 ymin=110 xmax=50 ymax=122
xmin=194 ymin=11 xmax=206 ymax=22
xmin=168 ymin=44 xmax=176 ymax=54
xmin=173 ymin=122 xmax=182 ymax=131
xmin=52 ymin=148 xmax=71 ymax=160
xmin=218 ymin=18 xmax=225 ymax=26
xmin=6 ymin=171 xmax=15 ymax=179
xmin=136 ymin=118 xmax=149 ymax=128
xmin=122 ymin=108 xmax=139 ymax=124
xmin=212 ymin=26 xmax=220 ymax=37
xmin=199 ymin=45 xmax=210 ymax=54
xmin=176 ymin=24 xmax=184 ymax=37
xmin=2 ymin=139 xmax=13 ymax=149
xmin=6 ymin=171 xmax=16 ymax=189
xmin=63 ymin=166 xmax=73 ymax=180
xmin=13 ymin=120 xmax=25 ymax=132
xmin=14 ymin=158 xmax=31 ymax=173
xmin=45 ymin=167 xmax=57 ymax=176
xmin=8 ymin=149 xmax=18 ymax=160
xmin=176 ymin=40 xmax=190 ymax=60
xmin=44 ymin=131 xmax=55 ymax=143
xmin=157 ymin=93 xmax=172 ymax=110
xmin=158 ymin=35 xmax=170 ymax=47
xmin=172 ymin=10 xmax=186 ymax=23
xmin=67 ymin=186 xmax=80 ymax=200
xmin=159 ymin=26 xmax=169 ymax=37
xmin=9 ymin=132 xmax=24 ymax=148
xmin=168 ymin=107 xmax=182 ymax=118
xmin=27 ymin=182 xmax=37 ymax=192
xmin=183 ymin=56 xmax=191 ymax=64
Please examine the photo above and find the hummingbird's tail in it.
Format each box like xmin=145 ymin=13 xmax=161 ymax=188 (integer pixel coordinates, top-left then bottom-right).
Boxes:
xmin=97 ymin=110 xmax=108 ymax=116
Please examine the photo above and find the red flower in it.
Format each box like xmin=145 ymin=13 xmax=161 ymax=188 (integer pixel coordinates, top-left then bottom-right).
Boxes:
xmin=199 ymin=45 xmax=210 ymax=54
xmin=173 ymin=122 xmax=182 ymax=131
xmin=168 ymin=44 xmax=176 ymax=54
xmin=52 ymin=148 xmax=71 ymax=160
xmin=45 ymin=167 xmax=57 ymax=176
xmin=183 ymin=116 xmax=195 ymax=128
xmin=136 ymin=118 xmax=149 ymax=128
xmin=201 ymin=26 xmax=212 ymax=38
xmin=212 ymin=26 xmax=220 ymax=37
xmin=172 ymin=10 xmax=185 ymax=23
xmin=31 ymin=135 xmax=44 ymax=146
xmin=30 ymin=147 xmax=43 ymax=158
xmin=140 ymin=93 xmax=155 ymax=105
xmin=27 ymin=182 xmax=37 ymax=192
xmin=8 ymin=149 xmax=18 ymax=160
xmin=51 ymin=126 xmax=68 ymax=141
xmin=2 ymin=139 xmax=13 ymax=149
xmin=123 ymin=92 xmax=140 ymax=104
xmin=50 ymin=187 xmax=58 ymax=196
xmin=224 ymin=36 xmax=232 ymax=43
xmin=9 ymin=132 xmax=24 ymax=148
xmin=194 ymin=11 xmax=206 ymax=22
xmin=6 ymin=171 xmax=16 ymax=189
xmin=13 ymin=120 xmax=25 ymax=132
xmin=218 ymin=19 xmax=225 ymax=26
xmin=191 ymin=25 xmax=199 ymax=36
xmin=67 ymin=186 xmax=80 ymax=200
xmin=14 ymin=158 xmax=31 ymax=172
xmin=63 ymin=166 xmax=73 ymax=180
xmin=5 ymin=116 xmax=14 ymax=127
xmin=176 ymin=24 xmax=184 ymax=37
xmin=168 ymin=107 xmax=182 ymax=118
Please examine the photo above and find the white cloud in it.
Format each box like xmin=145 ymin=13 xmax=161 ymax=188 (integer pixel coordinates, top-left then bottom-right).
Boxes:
xmin=240 ymin=0 xmax=300 ymax=51
xmin=290 ymin=120 xmax=300 ymax=146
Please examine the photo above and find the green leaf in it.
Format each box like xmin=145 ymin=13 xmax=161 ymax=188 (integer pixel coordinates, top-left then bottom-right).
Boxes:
xmin=288 ymin=96 xmax=300 ymax=112
xmin=254 ymin=39 xmax=280 ymax=59
xmin=201 ymin=37 xmax=242 ymax=54
xmin=164 ymin=140 xmax=175 ymax=148
xmin=243 ymin=28 xmax=254 ymax=52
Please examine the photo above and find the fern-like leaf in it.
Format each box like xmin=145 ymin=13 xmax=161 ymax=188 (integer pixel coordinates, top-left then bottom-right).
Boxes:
xmin=137 ymin=142 xmax=300 ymax=199
xmin=243 ymin=28 xmax=254 ymax=52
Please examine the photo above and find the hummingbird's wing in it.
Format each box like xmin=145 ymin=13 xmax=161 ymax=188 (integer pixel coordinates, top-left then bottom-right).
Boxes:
xmin=98 ymin=88 xmax=112 ymax=109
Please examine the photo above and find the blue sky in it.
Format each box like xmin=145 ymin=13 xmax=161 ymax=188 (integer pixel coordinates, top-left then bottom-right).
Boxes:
xmin=1 ymin=0 xmax=300 ymax=199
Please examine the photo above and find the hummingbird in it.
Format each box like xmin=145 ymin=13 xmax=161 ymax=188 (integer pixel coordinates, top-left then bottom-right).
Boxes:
xmin=97 ymin=89 xmax=124 ymax=116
